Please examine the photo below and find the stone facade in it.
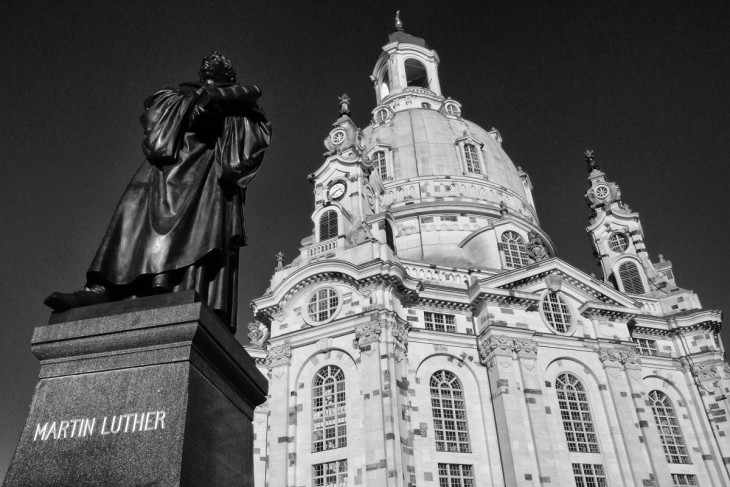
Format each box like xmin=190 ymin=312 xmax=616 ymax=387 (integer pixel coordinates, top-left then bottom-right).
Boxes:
xmin=247 ymin=29 xmax=730 ymax=487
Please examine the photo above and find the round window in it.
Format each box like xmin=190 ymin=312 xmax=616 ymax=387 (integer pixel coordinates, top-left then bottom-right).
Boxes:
xmin=308 ymin=288 xmax=339 ymax=323
xmin=608 ymin=233 xmax=629 ymax=253
xmin=541 ymin=292 xmax=572 ymax=334
xmin=445 ymin=103 xmax=461 ymax=116
xmin=594 ymin=185 xmax=609 ymax=199
xmin=374 ymin=108 xmax=388 ymax=124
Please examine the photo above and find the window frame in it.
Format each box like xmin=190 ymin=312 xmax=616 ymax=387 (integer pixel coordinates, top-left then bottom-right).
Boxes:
xmin=424 ymin=312 xmax=456 ymax=333
xmin=437 ymin=463 xmax=475 ymax=487
xmin=318 ymin=209 xmax=339 ymax=242
xmin=312 ymin=365 xmax=347 ymax=453
xmin=312 ymin=459 xmax=348 ymax=487
xmin=540 ymin=291 xmax=574 ymax=335
xmin=608 ymin=232 xmax=630 ymax=253
xmin=616 ymin=259 xmax=645 ymax=294
xmin=633 ymin=337 xmax=658 ymax=356
xmin=368 ymin=145 xmax=393 ymax=182
xmin=556 ymin=373 xmax=600 ymax=453
xmin=649 ymin=390 xmax=691 ymax=464
xmin=304 ymin=287 xmax=342 ymax=325
xmin=454 ymin=136 xmax=485 ymax=176
xmin=500 ymin=231 xmax=530 ymax=269
xmin=572 ymin=463 xmax=606 ymax=487
xmin=430 ymin=370 xmax=471 ymax=453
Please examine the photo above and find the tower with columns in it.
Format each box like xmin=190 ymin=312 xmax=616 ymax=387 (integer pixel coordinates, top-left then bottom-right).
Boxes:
xmin=246 ymin=22 xmax=730 ymax=487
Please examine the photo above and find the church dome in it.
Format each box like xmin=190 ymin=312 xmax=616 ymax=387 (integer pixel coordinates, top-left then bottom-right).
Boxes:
xmin=363 ymin=107 xmax=528 ymax=203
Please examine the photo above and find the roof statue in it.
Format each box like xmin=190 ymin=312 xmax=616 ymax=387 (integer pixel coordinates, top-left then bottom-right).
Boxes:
xmin=395 ymin=10 xmax=403 ymax=31
xmin=585 ymin=148 xmax=600 ymax=172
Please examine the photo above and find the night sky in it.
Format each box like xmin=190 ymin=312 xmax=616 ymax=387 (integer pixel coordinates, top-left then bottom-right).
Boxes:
xmin=1 ymin=1 xmax=729 ymax=478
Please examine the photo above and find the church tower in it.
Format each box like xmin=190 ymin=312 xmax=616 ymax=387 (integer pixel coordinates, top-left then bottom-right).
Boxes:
xmin=248 ymin=17 xmax=730 ymax=487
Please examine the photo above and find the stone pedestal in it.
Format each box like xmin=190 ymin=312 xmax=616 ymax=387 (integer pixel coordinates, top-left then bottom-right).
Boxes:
xmin=3 ymin=291 xmax=267 ymax=487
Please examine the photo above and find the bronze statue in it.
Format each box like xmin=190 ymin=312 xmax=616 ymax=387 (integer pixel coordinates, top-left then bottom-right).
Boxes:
xmin=44 ymin=52 xmax=272 ymax=332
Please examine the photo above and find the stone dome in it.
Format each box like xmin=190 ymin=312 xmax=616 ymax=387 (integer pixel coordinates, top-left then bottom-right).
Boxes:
xmin=363 ymin=106 xmax=530 ymax=206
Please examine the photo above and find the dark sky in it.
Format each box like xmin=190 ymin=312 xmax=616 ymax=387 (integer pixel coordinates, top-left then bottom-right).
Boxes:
xmin=1 ymin=0 xmax=729 ymax=478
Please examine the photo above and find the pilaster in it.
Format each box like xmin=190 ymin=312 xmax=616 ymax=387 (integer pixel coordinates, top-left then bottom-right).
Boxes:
xmin=479 ymin=334 xmax=540 ymax=486
xmin=264 ymin=343 xmax=293 ymax=487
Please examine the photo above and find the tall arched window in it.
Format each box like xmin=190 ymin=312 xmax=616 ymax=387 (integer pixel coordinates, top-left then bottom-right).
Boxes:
xmin=556 ymin=373 xmax=599 ymax=453
xmin=319 ymin=210 xmax=338 ymax=241
xmin=380 ymin=69 xmax=390 ymax=99
xmin=385 ymin=221 xmax=395 ymax=253
xmin=501 ymin=231 xmax=529 ymax=268
xmin=372 ymin=151 xmax=387 ymax=180
xmin=404 ymin=58 xmax=428 ymax=88
xmin=430 ymin=370 xmax=471 ymax=453
xmin=312 ymin=365 xmax=346 ymax=452
xmin=618 ymin=261 xmax=645 ymax=294
xmin=649 ymin=390 xmax=690 ymax=464
xmin=463 ymin=143 xmax=481 ymax=174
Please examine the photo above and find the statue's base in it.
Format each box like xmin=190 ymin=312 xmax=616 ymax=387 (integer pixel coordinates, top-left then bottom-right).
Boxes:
xmin=3 ymin=291 xmax=267 ymax=487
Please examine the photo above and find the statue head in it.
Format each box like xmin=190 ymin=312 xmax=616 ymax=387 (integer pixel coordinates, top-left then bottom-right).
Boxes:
xmin=199 ymin=51 xmax=237 ymax=84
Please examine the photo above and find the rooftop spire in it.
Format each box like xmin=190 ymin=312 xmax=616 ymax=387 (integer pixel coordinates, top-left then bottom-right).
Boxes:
xmin=395 ymin=10 xmax=404 ymax=31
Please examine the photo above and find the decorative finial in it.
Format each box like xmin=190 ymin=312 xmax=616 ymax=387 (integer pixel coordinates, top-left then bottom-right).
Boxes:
xmin=584 ymin=149 xmax=600 ymax=172
xmin=275 ymin=251 xmax=284 ymax=269
xmin=395 ymin=10 xmax=404 ymax=31
xmin=338 ymin=93 xmax=351 ymax=116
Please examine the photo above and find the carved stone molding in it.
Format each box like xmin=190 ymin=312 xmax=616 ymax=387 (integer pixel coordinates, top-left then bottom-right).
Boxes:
xmin=622 ymin=350 xmax=642 ymax=370
xmin=479 ymin=335 xmax=538 ymax=370
xmin=513 ymin=338 xmax=538 ymax=360
xmin=389 ymin=320 xmax=411 ymax=362
xmin=479 ymin=335 xmax=514 ymax=365
xmin=247 ymin=321 xmax=270 ymax=348
xmin=355 ymin=321 xmax=383 ymax=350
xmin=691 ymin=361 xmax=722 ymax=392
xmin=266 ymin=344 xmax=292 ymax=369
xmin=597 ymin=349 xmax=623 ymax=369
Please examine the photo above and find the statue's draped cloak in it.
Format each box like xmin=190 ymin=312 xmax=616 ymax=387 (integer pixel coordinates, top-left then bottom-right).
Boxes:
xmin=87 ymin=82 xmax=271 ymax=326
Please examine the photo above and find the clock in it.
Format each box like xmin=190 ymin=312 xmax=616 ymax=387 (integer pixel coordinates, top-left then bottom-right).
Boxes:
xmin=330 ymin=130 xmax=346 ymax=145
xmin=329 ymin=181 xmax=346 ymax=200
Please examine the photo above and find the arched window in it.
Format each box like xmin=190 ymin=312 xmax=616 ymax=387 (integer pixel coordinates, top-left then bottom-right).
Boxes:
xmin=372 ymin=151 xmax=387 ymax=180
xmin=312 ymin=365 xmax=346 ymax=452
xmin=556 ymin=373 xmax=599 ymax=453
xmin=648 ymin=390 xmax=690 ymax=464
xmin=501 ymin=231 xmax=529 ymax=268
xmin=542 ymin=293 xmax=571 ymax=333
xmin=385 ymin=221 xmax=395 ymax=253
xmin=380 ymin=69 xmax=390 ymax=98
xmin=618 ymin=261 xmax=644 ymax=294
xmin=404 ymin=58 xmax=428 ymax=88
xmin=319 ymin=210 xmax=338 ymax=241
xmin=463 ymin=143 xmax=481 ymax=174
xmin=430 ymin=370 xmax=471 ymax=453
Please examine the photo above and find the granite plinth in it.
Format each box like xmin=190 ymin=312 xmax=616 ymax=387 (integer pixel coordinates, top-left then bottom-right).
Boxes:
xmin=3 ymin=291 xmax=267 ymax=487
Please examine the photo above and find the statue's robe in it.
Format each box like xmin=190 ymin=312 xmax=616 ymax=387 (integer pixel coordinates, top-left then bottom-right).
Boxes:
xmin=87 ymin=82 xmax=271 ymax=330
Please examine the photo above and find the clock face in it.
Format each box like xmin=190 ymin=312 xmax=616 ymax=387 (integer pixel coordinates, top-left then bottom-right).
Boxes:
xmin=331 ymin=130 xmax=346 ymax=145
xmin=329 ymin=182 xmax=346 ymax=200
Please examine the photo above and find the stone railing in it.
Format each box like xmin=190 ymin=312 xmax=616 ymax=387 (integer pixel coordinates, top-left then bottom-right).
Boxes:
xmin=382 ymin=178 xmax=537 ymax=222
xmin=304 ymin=237 xmax=339 ymax=258
xmin=404 ymin=264 xmax=470 ymax=287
